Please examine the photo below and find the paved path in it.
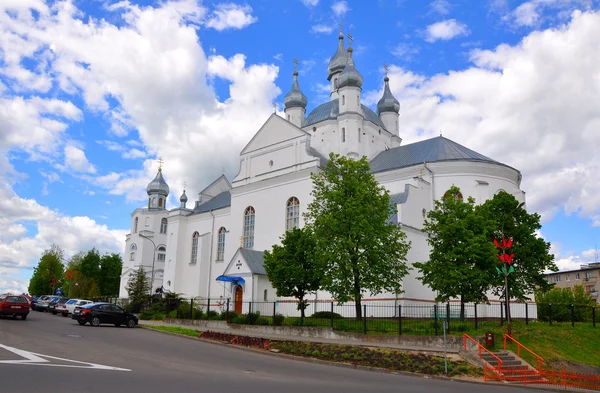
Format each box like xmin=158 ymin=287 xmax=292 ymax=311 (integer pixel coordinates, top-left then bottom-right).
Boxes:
xmin=0 ymin=311 xmax=551 ymax=393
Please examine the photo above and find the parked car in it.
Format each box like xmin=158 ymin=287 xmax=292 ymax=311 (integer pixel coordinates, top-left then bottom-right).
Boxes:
xmin=48 ymin=297 xmax=70 ymax=315
xmin=35 ymin=295 xmax=59 ymax=312
xmin=0 ymin=294 xmax=30 ymax=320
xmin=30 ymin=297 xmax=39 ymax=309
xmin=72 ymin=303 xmax=138 ymax=328
xmin=58 ymin=299 xmax=92 ymax=317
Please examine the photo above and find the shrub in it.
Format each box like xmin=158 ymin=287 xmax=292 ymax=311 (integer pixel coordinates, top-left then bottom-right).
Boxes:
xmin=221 ymin=311 xmax=238 ymax=321
xmin=311 ymin=311 xmax=343 ymax=319
xmin=246 ymin=312 xmax=261 ymax=324
xmin=232 ymin=315 xmax=248 ymax=324
xmin=192 ymin=308 xmax=204 ymax=320
xmin=272 ymin=313 xmax=285 ymax=326
xmin=168 ymin=310 xmax=177 ymax=319
xmin=255 ymin=317 xmax=270 ymax=325
xmin=207 ymin=310 xmax=219 ymax=320
xmin=139 ymin=310 xmax=154 ymax=320
xmin=151 ymin=313 xmax=164 ymax=321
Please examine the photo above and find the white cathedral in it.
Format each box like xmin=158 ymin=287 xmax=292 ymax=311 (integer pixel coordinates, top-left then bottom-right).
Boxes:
xmin=118 ymin=31 xmax=526 ymax=314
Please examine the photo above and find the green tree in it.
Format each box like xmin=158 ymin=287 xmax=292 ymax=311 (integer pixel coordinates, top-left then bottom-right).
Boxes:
xmin=305 ymin=153 xmax=411 ymax=319
xmin=480 ymin=191 xmax=557 ymax=301
xmin=535 ymin=285 xmax=597 ymax=322
xmin=415 ymin=186 xmax=497 ymax=316
xmin=126 ymin=266 xmax=151 ymax=312
xmin=99 ymin=253 xmax=123 ymax=296
xmin=28 ymin=244 xmax=65 ymax=296
xmin=264 ymin=227 xmax=323 ymax=321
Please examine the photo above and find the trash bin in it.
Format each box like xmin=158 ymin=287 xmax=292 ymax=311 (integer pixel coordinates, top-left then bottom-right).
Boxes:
xmin=485 ymin=331 xmax=494 ymax=348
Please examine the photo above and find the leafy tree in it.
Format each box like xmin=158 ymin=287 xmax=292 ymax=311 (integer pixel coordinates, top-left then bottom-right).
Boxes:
xmin=126 ymin=266 xmax=151 ymax=312
xmin=480 ymin=191 xmax=557 ymax=301
xmin=66 ymin=251 xmax=85 ymax=298
xmin=28 ymin=244 xmax=65 ymax=296
xmin=305 ymin=153 xmax=411 ymax=319
xmin=415 ymin=186 xmax=497 ymax=317
xmin=536 ymin=285 xmax=597 ymax=322
xmin=80 ymin=248 xmax=101 ymax=281
xmin=99 ymin=253 xmax=123 ymax=296
xmin=264 ymin=227 xmax=323 ymax=321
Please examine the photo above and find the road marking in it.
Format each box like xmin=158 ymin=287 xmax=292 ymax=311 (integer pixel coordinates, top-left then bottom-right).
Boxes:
xmin=0 ymin=344 xmax=130 ymax=371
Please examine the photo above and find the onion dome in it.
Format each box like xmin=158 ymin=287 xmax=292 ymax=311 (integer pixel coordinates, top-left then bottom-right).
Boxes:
xmin=179 ymin=189 xmax=188 ymax=204
xmin=377 ymin=76 xmax=400 ymax=115
xmin=338 ymin=48 xmax=363 ymax=89
xmin=327 ymin=30 xmax=348 ymax=81
xmin=146 ymin=169 xmax=170 ymax=196
xmin=283 ymin=71 xmax=308 ymax=110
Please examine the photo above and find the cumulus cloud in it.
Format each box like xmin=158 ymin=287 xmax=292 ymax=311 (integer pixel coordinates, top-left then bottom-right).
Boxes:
xmin=424 ymin=19 xmax=470 ymax=42
xmin=205 ymin=3 xmax=258 ymax=31
xmin=499 ymin=0 xmax=596 ymax=28
xmin=366 ymin=10 xmax=600 ymax=226
xmin=430 ymin=0 xmax=452 ymax=15
xmin=63 ymin=145 xmax=96 ymax=174
xmin=331 ymin=1 xmax=350 ymax=18
xmin=301 ymin=0 xmax=319 ymax=6
xmin=311 ymin=24 xmax=335 ymax=34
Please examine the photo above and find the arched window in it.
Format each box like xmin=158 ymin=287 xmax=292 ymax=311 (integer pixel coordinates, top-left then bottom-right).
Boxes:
xmin=342 ymin=95 xmax=345 ymax=105
xmin=157 ymin=246 xmax=166 ymax=262
xmin=134 ymin=217 xmax=138 ymax=233
xmin=191 ymin=232 xmax=199 ymax=265
xmin=160 ymin=218 xmax=167 ymax=234
xmin=342 ymin=128 xmax=346 ymax=143
xmin=217 ymin=227 xmax=226 ymax=261
xmin=158 ymin=198 xmax=163 ymax=208
xmin=243 ymin=206 xmax=255 ymax=248
xmin=129 ymin=243 xmax=137 ymax=261
xmin=358 ymin=128 xmax=361 ymax=142
xmin=264 ymin=289 xmax=268 ymax=301
xmin=443 ymin=190 xmax=464 ymax=201
xmin=334 ymin=78 xmax=338 ymax=89
xmin=286 ymin=197 xmax=300 ymax=231
xmin=151 ymin=197 xmax=157 ymax=208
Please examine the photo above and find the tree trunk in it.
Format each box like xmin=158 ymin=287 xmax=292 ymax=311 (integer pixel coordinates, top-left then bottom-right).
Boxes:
xmin=460 ymin=295 xmax=465 ymax=322
xmin=354 ymin=278 xmax=362 ymax=320
xmin=299 ymin=296 xmax=305 ymax=325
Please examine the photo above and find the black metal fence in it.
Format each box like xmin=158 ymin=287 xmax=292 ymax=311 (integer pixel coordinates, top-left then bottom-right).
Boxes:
xmin=148 ymin=298 xmax=598 ymax=336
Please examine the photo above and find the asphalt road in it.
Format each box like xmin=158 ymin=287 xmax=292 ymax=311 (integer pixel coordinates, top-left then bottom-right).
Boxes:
xmin=0 ymin=311 xmax=548 ymax=393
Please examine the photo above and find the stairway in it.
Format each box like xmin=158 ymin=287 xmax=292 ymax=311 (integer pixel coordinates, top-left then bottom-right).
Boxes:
xmin=481 ymin=351 xmax=544 ymax=383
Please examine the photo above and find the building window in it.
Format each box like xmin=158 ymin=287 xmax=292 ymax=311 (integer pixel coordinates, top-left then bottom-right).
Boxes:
xmin=358 ymin=128 xmax=361 ymax=142
xmin=264 ymin=289 xmax=268 ymax=301
xmin=342 ymin=128 xmax=346 ymax=143
xmin=158 ymin=198 xmax=163 ymax=208
xmin=160 ymin=218 xmax=167 ymax=234
xmin=585 ymin=271 xmax=593 ymax=280
xmin=134 ymin=217 xmax=138 ymax=233
xmin=554 ymin=275 xmax=561 ymax=282
xmin=217 ymin=227 xmax=226 ymax=261
xmin=443 ymin=190 xmax=464 ymax=201
xmin=334 ymin=78 xmax=338 ymax=89
xmin=357 ymin=95 xmax=359 ymax=105
xmin=129 ymin=243 xmax=137 ymax=261
xmin=191 ymin=231 xmax=199 ymax=265
xmin=157 ymin=246 xmax=166 ymax=262
xmin=243 ymin=206 xmax=255 ymax=248
xmin=286 ymin=197 xmax=300 ymax=231
xmin=565 ymin=274 xmax=570 ymax=281
xmin=575 ymin=273 xmax=581 ymax=280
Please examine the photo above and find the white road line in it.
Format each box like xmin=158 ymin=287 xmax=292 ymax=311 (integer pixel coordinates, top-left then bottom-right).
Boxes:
xmin=0 ymin=344 xmax=131 ymax=371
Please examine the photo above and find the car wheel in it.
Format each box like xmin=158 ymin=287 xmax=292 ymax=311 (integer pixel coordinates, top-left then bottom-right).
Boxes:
xmin=21 ymin=314 xmax=27 ymax=320
xmin=127 ymin=319 xmax=136 ymax=328
xmin=78 ymin=321 xmax=86 ymax=325
xmin=91 ymin=317 xmax=101 ymax=327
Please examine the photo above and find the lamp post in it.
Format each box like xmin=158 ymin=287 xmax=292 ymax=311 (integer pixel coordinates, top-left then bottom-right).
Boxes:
xmin=139 ymin=233 xmax=156 ymax=296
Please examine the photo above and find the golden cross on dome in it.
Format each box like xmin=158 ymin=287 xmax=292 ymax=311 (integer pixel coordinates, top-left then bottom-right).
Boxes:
xmin=384 ymin=64 xmax=389 ymax=77
xmin=157 ymin=157 xmax=164 ymax=172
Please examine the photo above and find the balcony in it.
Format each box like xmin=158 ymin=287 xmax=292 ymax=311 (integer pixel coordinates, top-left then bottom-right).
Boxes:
xmin=590 ymin=291 xmax=598 ymax=298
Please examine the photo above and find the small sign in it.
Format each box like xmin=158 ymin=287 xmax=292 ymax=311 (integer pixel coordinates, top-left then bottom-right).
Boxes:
xmin=56 ymin=288 xmax=63 ymax=295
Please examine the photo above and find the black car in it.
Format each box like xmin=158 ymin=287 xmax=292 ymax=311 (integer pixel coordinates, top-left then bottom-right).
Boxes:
xmin=48 ymin=297 xmax=69 ymax=314
xmin=71 ymin=303 xmax=138 ymax=328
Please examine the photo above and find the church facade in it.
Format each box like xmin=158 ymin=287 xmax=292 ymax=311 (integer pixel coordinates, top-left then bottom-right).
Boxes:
xmin=118 ymin=31 xmax=526 ymax=312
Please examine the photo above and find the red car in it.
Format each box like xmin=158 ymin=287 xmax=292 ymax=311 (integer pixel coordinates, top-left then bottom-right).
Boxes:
xmin=0 ymin=294 xmax=30 ymax=320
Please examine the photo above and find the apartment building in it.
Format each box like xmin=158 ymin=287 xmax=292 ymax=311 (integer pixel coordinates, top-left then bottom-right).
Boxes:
xmin=545 ymin=263 xmax=600 ymax=304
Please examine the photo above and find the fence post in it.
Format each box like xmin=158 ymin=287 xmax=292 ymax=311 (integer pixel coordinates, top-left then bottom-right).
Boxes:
xmin=226 ymin=298 xmax=230 ymax=322
xmin=446 ymin=302 xmax=451 ymax=334
xmin=207 ymin=298 xmax=210 ymax=318
xmin=363 ymin=304 xmax=367 ymax=334
xmin=525 ymin=302 xmax=529 ymax=325
xmin=330 ymin=301 xmax=334 ymax=328
xmin=398 ymin=305 xmax=402 ymax=336
xmin=190 ymin=298 xmax=194 ymax=320
xmin=549 ymin=304 xmax=552 ymax=326
xmin=474 ymin=303 xmax=478 ymax=330
xmin=571 ymin=304 xmax=575 ymax=327
xmin=500 ymin=302 xmax=504 ymax=326
xmin=273 ymin=301 xmax=276 ymax=321
xmin=593 ymin=306 xmax=596 ymax=328
xmin=434 ymin=304 xmax=439 ymax=336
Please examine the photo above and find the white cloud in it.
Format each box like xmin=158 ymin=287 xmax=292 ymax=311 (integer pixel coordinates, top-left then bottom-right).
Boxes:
xmin=430 ymin=0 xmax=452 ymax=15
xmin=500 ymin=0 xmax=596 ymax=28
xmin=424 ymin=19 xmax=470 ymax=42
xmin=206 ymin=3 xmax=258 ymax=31
xmin=97 ymin=140 xmax=147 ymax=160
xmin=392 ymin=43 xmax=420 ymax=60
xmin=63 ymin=145 xmax=96 ymax=174
xmin=331 ymin=1 xmax=350 ymax=18
xmin=311 ymin=24 xmax=335 ymax=34
xmin=366 ymin=10 xmax=600 ymax=225
xmin=551 ymin=243 xmax=599 ymax=272
xmin=514 ymin=2 xmax=541 ymax=26
xmin=301 ymin=0 xmax=319 ymax=6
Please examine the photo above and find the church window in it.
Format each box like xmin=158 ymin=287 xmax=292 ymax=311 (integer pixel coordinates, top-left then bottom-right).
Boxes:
xmin=288 ymin=115 xmax=290 ymax=121
xmin=264 ymin=289 xmax=268 ymax=301
xmin=443 ymin=190 xmax=464 ymax=201
xmin=358 ymin=128 xmax=361 ymax=142
xmin=134 ymin=217 xmax=138 ymax=233
xmin=378 ymin=129 xmax=381 ymax=135
xmin=357 ymin=95 xmax=359 ymax=105
xmin=286 ymin=197 xmax=300 ymax=231
xmin=145 ymin=217 xmax=150 ymax=227
xmin=157 ymin=246 xmax=166 ymax=262
xmin=342 ymin=128 xmax=346 ymax=143
xmin=396 ymin=120 xmax=398 ymax=131
xmin=243 ymin=207 xmax=255 ymax=248
xmin=217 ymin=227 xmax=226 ymax=261
xmin=312 ymin=127 xmax=316 ymax=132
xmin=334 ymin=78 xmax=338 ymax=89
xmin=160 ymin=218 xmax=167 ymax=234
xmin=158 ymin=198 xmax=163 ymax=208
xmin=269 ymin=160 xmax=274 ymax=167
xmin=342 ymin=95 xmax=345 ymax=105
xmin=151 ymin=197 xmax=157 ymax=208
xmin=130 ymin=243 xmax=137 ymax=261
xmin=191 ymin=231 xmax=199 ymax=265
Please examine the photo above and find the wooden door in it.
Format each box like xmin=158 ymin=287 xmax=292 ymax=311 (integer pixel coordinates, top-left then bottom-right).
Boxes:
xmin=234 ymin=285 xmax=243 ymax=314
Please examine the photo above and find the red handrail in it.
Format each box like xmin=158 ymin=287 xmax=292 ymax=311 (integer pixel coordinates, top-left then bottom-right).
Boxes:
xmin=503 ymin=334 xmax=544 ymax=371
xmin=463 ymin=333 xmax=503 ymax=372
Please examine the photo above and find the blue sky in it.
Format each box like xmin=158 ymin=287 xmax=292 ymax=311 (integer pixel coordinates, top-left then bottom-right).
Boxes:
xmin=2 ymin=0 xmax=600 ymax=293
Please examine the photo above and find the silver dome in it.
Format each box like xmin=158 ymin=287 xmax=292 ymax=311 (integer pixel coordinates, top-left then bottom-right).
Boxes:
xmin=179 ymin=189 xmax=188 ymax=203
xmin=146 ymin=169 xmax=170 ymax=196
xmin=327 ymin=31 xmax=347 ymax=81
xmin=377 ymin=76 xmax=400 ymax=114
xmin=337 ymin=48 xmax=363 ymax=89
xmin=284 ymin=71 xmax=308 ymax=109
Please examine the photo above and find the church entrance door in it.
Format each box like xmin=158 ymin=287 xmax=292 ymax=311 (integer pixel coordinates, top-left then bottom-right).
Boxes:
xmin=234 ymin=285 xmax=243 ymax=314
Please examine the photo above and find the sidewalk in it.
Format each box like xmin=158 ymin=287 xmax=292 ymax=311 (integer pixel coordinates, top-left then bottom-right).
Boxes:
xmin=139 ymin=319 xmax=461 ymax=354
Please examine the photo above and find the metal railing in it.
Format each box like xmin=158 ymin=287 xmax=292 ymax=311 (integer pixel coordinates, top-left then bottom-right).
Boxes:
xmin=463 ymin=333 xmax=503 ymax=379
xmin=503 ymin=334 xmax=544 ymax=371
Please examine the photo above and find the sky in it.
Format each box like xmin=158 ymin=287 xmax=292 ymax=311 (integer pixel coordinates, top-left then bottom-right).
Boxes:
xmin=2 ymin=0 xmax=600 ymax=294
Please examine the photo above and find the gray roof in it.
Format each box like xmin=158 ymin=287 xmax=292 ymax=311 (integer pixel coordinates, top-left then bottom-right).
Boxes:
xmin=337 ymin=48 xmax=363 ymax=89
xmin=307 ymin=146 xmax=329 ymax=167
xmin=146 ymin=170 xmax=170 ymax=196
xmin=239 ymin=249 xmax=266 ymax=275
xmin=370 ymin=136 xmax=502 ymax=173
xmin=284 ymin=72 xmax=308 ymax=109
xmin=327 ymin=32 xmax=348 ymax=80
xmin=305 ymin=99 xmax=386 ymax=129
xmin=377 ymin=77 xmax=400 ymax=115
xmin=192 ymin=191 xmax=231 ymax=214
xmin=386 ymin=186 xmax=410 ymax=225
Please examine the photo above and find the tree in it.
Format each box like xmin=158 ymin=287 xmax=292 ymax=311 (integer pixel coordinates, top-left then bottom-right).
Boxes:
xmin=264 ymin=227 xmax=323 ymax=321
xmin=480 ymin=191 xmax=557 ymax=302
xmin=535 ymin=285 xmax=597 ymax=322
xmin=66 ymin=251 xmax=85 ymax=298
xmin=415 ymin=186 xmax=497 ymax=317
xmin=99 ymin=253 xmax=123 ymax=296
xmin=28 ymin=244 xmax=65 ymax=296
xmin=126 ymin=266 xmax=151 ymax=312
xmin=305 ymin=153 xmax=411 ymax=319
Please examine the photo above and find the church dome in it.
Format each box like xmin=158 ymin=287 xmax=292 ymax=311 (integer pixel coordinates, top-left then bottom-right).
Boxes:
xmin=146 ymin=169 xmax=170 ymax=196
xmin=179 ymin=189 xmax=188 ymax=203
xmin=327 ymin=31 xmax=348 ymax=81
xmin=284 ymin=71 xmax=307 ymax=110
xmin=377 ymin=76 xmax=400 ymax=115
xmin=337 ymin=48 xmax=363 ymax=89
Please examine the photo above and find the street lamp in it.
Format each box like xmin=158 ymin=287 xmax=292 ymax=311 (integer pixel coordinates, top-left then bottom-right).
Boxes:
xmin=139 ymin=233 xmax=156 ymax=296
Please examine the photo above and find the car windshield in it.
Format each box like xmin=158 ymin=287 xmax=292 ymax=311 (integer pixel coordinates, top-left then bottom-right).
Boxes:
xmin=66 ymin=299 xmax=77 ymax=304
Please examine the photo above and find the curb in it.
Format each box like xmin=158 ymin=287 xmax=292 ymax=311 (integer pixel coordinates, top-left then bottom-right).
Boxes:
xmin=139 ymin=325 xmax=579 ymax=392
